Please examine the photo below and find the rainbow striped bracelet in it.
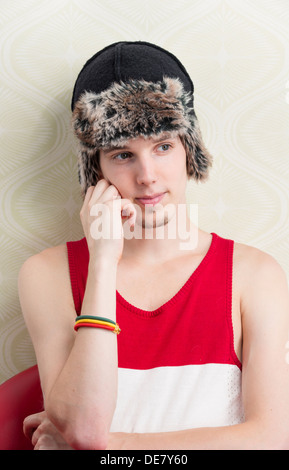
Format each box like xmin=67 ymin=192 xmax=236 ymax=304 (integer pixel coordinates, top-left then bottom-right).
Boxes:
xmin=74 ymin=315 xmax=121 ymax=334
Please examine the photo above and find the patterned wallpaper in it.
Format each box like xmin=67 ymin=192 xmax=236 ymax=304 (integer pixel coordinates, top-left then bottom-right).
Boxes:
xmin=0 ymin=0 xmax=288 ymax=383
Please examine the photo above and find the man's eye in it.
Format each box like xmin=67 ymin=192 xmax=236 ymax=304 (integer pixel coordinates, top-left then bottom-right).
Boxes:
xmin=113 ymin=152 xmax=131 ymax=160
xmin=158 ymin=144 xmax=171 ymax=152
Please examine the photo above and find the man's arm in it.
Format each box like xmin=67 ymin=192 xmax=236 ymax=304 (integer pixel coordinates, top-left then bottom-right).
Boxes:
xmin=107 ymin=248 xmax=289 ymax=450
xmin=19 ymin=182 xmax=135 ymax=450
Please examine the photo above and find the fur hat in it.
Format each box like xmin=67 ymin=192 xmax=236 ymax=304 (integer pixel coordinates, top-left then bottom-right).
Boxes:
xmin=71 ymin=41 xmax=212 ymax=195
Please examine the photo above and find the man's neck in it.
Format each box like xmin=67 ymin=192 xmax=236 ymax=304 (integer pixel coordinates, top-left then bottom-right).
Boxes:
xmin=122 ymin=217 xmax=200 ymax=266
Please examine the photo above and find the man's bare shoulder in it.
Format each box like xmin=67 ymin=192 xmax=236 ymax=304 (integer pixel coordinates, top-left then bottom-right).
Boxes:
xmin=233 ymin=240 xmax=288 ymax=303
xmin=18 ymin=244 xmax=70 ymax=291
xmin=20 ymin=244 xmax=67 ymax=271
xmin=234 ymin=241 xmax=285 ymax=275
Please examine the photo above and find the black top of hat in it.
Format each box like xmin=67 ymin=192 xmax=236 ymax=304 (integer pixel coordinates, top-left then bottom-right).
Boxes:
xmin=71 ymin=41 xmax=194 ymax=110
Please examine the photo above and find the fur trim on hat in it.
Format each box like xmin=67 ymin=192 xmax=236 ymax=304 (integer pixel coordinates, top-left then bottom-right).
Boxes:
xmin=72 ymin=77 xmax=212 ymax=195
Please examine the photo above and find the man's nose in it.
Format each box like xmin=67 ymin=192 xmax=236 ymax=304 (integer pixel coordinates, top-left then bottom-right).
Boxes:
xmin=135 ymin=156 xmax=157 ymax=185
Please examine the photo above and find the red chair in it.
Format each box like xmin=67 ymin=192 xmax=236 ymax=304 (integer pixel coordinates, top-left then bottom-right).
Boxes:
xmin=0 ymin=365 xmax=43 ymax=450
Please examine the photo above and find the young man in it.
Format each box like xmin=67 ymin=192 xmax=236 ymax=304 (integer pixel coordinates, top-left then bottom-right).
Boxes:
xmin=19 ymin=42 xmax=289 ymax=450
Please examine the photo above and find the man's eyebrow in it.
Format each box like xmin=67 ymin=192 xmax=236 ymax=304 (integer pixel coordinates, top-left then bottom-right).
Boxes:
xmin=102 ymin=145 xmax=127 ymax=155
xmin=150 ymin=132 xmax=176 ymax=143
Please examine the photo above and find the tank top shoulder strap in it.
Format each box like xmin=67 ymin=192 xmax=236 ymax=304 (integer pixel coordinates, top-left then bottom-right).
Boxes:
xmin=66 ymin=237 xmax=89 ymax=314
xmin=209 ymin=232 xmax=240 ymax=368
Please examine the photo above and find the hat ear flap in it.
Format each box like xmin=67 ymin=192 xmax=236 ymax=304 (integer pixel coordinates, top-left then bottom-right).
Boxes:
xmin=77 ymin=143 xmax=103 ymax=198
xmin=181 ymin=117 xmax=213 ymax=181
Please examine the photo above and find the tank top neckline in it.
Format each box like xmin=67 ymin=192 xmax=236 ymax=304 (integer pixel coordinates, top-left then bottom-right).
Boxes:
xmin=116 ymin=232 xmax=218 ymax=317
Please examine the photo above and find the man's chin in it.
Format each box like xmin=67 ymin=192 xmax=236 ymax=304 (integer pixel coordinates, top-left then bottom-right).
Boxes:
xmin=138 ymin=203 xmax=175 ymax=230
xmin=140 ymin=214 xmax=169 ymax=230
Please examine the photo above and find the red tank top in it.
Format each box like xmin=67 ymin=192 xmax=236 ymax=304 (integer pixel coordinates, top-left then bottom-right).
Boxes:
xmin=66 ymin=232 xmax=244 ymax=432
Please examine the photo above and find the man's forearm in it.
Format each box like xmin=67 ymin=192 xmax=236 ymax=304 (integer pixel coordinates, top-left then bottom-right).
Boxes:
xmin=108 ymin=421 xmax=280 ymax=450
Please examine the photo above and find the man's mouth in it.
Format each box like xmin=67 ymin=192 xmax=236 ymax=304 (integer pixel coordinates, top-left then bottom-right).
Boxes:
xmin=135 ymin=192 xmax=167 ymax=206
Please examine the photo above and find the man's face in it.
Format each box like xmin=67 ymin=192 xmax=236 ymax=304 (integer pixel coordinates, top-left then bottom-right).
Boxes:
xmin=99 ymin=133 xmax=188 ymax=229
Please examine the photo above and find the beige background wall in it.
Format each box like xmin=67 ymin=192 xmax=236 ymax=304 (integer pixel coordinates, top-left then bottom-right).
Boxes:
xmin=0 ymin=0 xmax=289 ymax=383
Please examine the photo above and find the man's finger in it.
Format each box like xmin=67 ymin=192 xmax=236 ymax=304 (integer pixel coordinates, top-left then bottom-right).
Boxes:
xmin=23 ymin=412 xmax=45 ymax=439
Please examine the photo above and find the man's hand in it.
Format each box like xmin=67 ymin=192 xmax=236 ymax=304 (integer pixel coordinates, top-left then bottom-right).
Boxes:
xmin=23 ymin=411 xmax=73 ymax=450
xmin=80 ymin=180 xmax=136 ymax=265
xmin=23 ymin=412 xmax=135 ymax=450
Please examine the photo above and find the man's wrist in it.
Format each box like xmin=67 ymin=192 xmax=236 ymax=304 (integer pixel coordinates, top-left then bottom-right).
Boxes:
xmin=88 ymin=256 xmax=118 ymax=277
